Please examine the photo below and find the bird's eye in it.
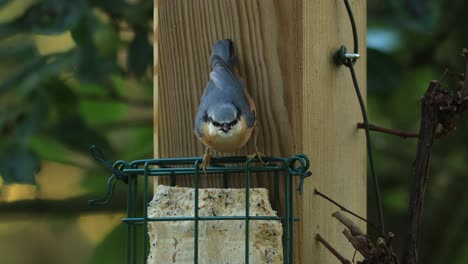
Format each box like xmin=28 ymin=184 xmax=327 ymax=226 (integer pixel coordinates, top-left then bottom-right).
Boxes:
xmin=212 ymin=121 xmax=221 ymax=127
xmin=229 ymin=119 xmax=238 ymax=126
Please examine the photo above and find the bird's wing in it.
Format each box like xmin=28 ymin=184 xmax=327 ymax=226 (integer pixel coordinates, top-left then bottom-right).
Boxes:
xmin=194 ymin=80 xmax=215 ymax=138
xmin=209 ymin=66 xmax=256 ymax=128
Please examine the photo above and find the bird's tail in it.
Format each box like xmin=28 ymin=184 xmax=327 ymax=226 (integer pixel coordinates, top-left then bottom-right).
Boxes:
xmin=210 ymin=39 xmax=238 ymax=70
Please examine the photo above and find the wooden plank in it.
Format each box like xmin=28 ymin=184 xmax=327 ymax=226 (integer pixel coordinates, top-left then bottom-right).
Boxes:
xmin=155 ymin=0 xmax=299 ymax=189
xmin=154 ymin=0 xmax=367 ymax=262
xmin=153 ymin=0 xmax=160 ymax=186
xmin=300 ymin=0 xmax=367 ymax=263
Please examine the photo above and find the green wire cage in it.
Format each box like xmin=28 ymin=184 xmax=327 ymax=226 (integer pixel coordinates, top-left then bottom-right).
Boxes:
xmin=89 ymin=146 xmax=312 ymax=264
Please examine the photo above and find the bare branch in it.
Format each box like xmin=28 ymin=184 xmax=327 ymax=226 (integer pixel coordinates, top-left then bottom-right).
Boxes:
xmin=357 ymin=123 xmax=419 ymax=139
xmin=316 ymin=234 xmax=352 ymax=264
xmin=314 ymin=189 xmax=384 ymax=236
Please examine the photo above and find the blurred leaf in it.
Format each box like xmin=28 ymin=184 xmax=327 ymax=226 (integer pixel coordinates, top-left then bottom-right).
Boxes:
xmin=0 ymin=41 xmax=37 ymax=60
xmin=15 ymin=92 xmax=49 ymax=142
xmin=69 ymin=11 xmax=94 ymax=45
xmin=0 ymin=144 xmax=39 ymax=184
xmin=0 ymin=91 xmax=49 ymax=147
xmin=70 ymin=13 xmax=100 ymax=83
xmin=71 ymin=14 xmax=118 ymax=83
xmin=0 ymin=0 xmax=86 ymax=38
xmin=93 ymin=25 xmax=120 ymax=57
xmin=50 ymin=114 xmax=111 ymax=155
xmin=45 ymin=77 xmax=78 ymax=116
xmin=92 ymin=0 xmax=128 ymax=18
xmin=127 ymin=26 xmax=152 ymax=77
xmin=0 ymin=0 xmax=11 ymax=7
xmin=0 ymin=56 xmax=45 ymax=92
xmin=30 ymin=135 xmax=80 ymax=166
xmin=0 ymin=51 xmax=73 ymax=94
xmin=79 ymin=100 xmax=124 ymax=126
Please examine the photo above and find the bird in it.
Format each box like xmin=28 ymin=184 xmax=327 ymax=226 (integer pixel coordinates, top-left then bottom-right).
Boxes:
xmin=194 ymin=39 xmax=261 ymax=170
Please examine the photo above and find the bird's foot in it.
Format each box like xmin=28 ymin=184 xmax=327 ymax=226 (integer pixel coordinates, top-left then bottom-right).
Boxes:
xmin=247 ymin=151 xmax=266 ymax=165
xmin=246 ymin=125 xmax=266 ymax=164
xmin=200 ymin=148 xmax=211 ymax=173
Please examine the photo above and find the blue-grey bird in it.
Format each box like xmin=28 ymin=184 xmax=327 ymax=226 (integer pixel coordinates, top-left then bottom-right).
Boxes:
xmin=194 ymin=39 xmax=259 ymax=168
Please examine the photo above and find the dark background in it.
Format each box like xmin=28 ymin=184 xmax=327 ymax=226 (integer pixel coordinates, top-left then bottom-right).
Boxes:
xmin=0 ymin=0 xmax=467 ymax=263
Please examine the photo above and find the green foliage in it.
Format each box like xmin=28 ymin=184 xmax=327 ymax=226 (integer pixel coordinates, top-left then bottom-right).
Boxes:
xmin=0 ymin=0 xmax=153 ymax=184
xmin=368 ymin=0 xmax=468 ymax=263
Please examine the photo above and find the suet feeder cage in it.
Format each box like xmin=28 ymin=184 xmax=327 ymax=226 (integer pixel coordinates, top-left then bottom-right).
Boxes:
xmin=90 ymin=146 xmax=311 ymax=264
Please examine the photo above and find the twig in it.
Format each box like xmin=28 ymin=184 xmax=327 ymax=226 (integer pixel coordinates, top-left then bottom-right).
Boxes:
xmin=343 ymin=229 xmax=372 ymax=259
xmin=402 ymin=50 xmax=468 ymax=264
xmin=333 ymin=211 xmax=365 ymax=236
xmin=402 ymin=81 xmax=440 ymax=264
xmin=316 ymin=234 xmax=352 ymax=264
xmin=357 ymin=123 xmax=450 ymax=139
xmin=357 ymin=123 xmax=419 ymax=139
xmin=334 ymin=211 xmax=373 ymax=259
xmin=314 ymin=189 xmax=384 ymax=237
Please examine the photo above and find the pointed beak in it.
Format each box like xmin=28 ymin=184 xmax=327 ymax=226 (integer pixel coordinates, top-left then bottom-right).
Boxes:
xmin=221 ymin=123 xmax=230 ymax=132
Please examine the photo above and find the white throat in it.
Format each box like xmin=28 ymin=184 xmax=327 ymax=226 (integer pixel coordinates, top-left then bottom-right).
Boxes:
xmin=207 ymin=122 xmax=243 ymax=138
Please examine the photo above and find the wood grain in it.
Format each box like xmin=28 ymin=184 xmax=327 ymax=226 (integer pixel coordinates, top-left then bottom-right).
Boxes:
xmin=154 ymin=0 xmax=367 ymax=262
xmin=300 ymin=0 xmax=367 ymax=263
xmin=155 ymin=0 xmax=298 ymax=188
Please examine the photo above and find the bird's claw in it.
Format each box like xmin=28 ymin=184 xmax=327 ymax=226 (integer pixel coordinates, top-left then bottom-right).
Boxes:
xmin=247 ymin=151 xmax=266 ymax=165
xmin=200 ymin=148 xmax=211 ymax=174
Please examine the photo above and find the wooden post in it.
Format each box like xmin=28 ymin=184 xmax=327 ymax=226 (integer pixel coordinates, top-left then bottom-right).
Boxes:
xmin=154 ymin=0 xmax=367 ymax=263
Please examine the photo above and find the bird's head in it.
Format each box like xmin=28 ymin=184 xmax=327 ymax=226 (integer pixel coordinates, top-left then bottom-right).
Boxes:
xmin=205 ymin=104 xmax=242 ymax=136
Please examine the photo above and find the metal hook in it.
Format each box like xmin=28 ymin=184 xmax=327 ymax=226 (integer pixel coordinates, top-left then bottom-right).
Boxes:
xmin=90 ymin=145 xmax=113 ymax=171
xmin=90 ymin=145 xmax=129 ymax=183
xmin=88 ymin=145 xmax=131 ymax=206
xmin=334 ymin=45 xmax=360 ymax=67
xmin=344 ymin=53 xmax=360 ymax=59
xmin=88 ymin=174 xmax=117 ymax=205
xmin=287 ymin=154 xmax=313 ymax=194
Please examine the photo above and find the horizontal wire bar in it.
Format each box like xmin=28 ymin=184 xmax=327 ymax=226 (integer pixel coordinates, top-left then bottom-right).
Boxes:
xmin=122 ymin=166 xmax=288 ymax=176
xmin=128 ymin=156 xmax=289 ymax=167
xmin=121 ymin=216 xmax=301 ymax=223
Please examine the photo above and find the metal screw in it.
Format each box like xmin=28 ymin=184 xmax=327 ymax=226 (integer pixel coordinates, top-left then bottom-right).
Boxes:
xmin=344 ymin=53 xmax=360 ymax=59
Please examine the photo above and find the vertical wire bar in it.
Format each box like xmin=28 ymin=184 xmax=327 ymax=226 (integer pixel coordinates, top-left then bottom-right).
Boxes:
xmin=245 ymin=159 xmax=251 ymax=264
xmin=170 ymin=172 xmax=175 ymax=187
xmin=289 ymin=172 xmax=294 ymax=264
xmin=274 ymin=170 xmax=279 ymax=212
xmin=223 ymin=169 xmax=229 ymax=189
xmin=284 ymin=168 xmax=290 ymax=263
xmin=280 ymin=166 xmax=286 ymax=262
xmin=126 ymin=174 xmax=132 ymax=264
xmin=132 ymin=176 xmax=138 ymax=264
xmin=143 ymin=162 xmax=149 ymax=262
xmin=194 ymin=161 xmax=200 ymax=264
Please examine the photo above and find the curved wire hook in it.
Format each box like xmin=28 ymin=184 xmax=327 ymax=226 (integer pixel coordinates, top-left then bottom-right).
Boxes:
xmin=88 ymin=174 xmax=117 ymax=205
xmin=88 ymin=145 xmax=130 ymax=206
xmin=287 ymin=154 xmax=313 ymax=194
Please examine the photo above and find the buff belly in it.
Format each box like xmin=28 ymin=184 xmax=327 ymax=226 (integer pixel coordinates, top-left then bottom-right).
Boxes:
xmin=203 ymin=130 xmax=252 ymax=152
xmin=200 ymin=118 xmax=253 ymax=153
